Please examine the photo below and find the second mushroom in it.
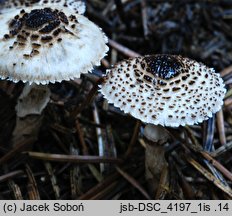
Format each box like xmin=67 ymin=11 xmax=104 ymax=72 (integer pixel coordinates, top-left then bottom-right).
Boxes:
xmin=0 ymin=0 xmax=108 ymax=145
xmin=100 ymin=54 xmax=226 ymax=197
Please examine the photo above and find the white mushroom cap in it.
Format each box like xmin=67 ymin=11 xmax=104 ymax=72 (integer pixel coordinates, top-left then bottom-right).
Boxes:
xmin=0 ymin=1 xmax=108 ymax=84
xmin=100 ymin=55 xmax=226 ymax=127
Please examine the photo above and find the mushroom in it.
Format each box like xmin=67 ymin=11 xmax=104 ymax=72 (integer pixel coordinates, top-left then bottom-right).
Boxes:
xmin=0 ymin=0 xmax=108 ymax=84
xmin=100 ymin=54 xmax=226 ymax=126
xmin=100 ymin=54 xmax=226 ymax=196
xmin=0 ymin=0 xmax=108 ymax=146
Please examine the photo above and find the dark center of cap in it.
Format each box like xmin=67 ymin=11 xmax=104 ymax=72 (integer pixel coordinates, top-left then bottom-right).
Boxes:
xmin=25 ymin=8 xmax=58 ymax=28
xmin=144 ymin=55 xmax=182 ymax=80
xmin=7 ymin=7 xmax=69 ymax=37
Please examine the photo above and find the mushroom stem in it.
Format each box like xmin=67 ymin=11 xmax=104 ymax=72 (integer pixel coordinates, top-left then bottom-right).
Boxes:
xmin=11 ymin=84 xmax=51 ymax=147
xmin=16 ymin=84 xmax=51 ymax=118
xmin=144 ymin=124 xmax=170 ymax=197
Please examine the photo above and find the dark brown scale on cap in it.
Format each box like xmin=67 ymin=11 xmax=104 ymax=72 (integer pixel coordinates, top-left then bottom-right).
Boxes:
xmin=58 ymin=11 xmax=69 ymax=24
xmin=143 ymin=55 xmax=183 ymax=80
xmin=23 ymin=54 xmax=30 ymax=59
xmin=172 ymin=87 xmax=181 ymax=92
xmin=20 ymin=9 xmax=25 ymax=14
xmin=143 ymin=75 xmax=153 ymax=83
xmin=52 ymin=28 xmax=62 ymax=36
xmin=4 ymin=34 xmax=10 ymax=39
xmin=24 ymin=8 xmax=58 ymax=29
xmin=31 ymin=34 xmax=39 ymax=40
xmin=7 ymin=7 xmax=70 ymax=40
xmin=9 ymin=19 xmax=18 ymax=28
xmin=18 ymin=42 xmax=26 ymax=47
xmin=3 ymin=3 xmax=84 ymax=58
xmin=69 ymin=15 xmax=76 ymax=21
xmin=9 ymin=19 xmax=23 ymax=36
xmin=32 ymin=43 xmax=41 ymax=48
xmin=41 ymin=35 xmax=53 ymax=42
xmin=31 ymin=49 xmax=40 ymax=56
xmin=17 ymin=34 xmax=27 ymax=41
xmin=39 ymin=20 xmax=60 ymax=34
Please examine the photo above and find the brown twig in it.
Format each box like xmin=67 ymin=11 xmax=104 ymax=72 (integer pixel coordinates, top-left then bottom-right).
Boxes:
xmin=224 ymin=97 xmax=232 ymax=107
xmin=216 ymin=110 xmax=226 ymax=145
xmin=74 ymin=119 xmax=103 ymax=182
xmin=124 ymin=120 xmax=141 ymax=158
xmin=183 ymin=126 xmax=202 ymax=151
xmin=116 ymin=166 xmax=151 ymax=199
xmin=8 ymin=180 xmax=23 ymax=200
xmin=25 ymin=164 xmax=40 ymax=199
xmin=44 ymin=162 xmax=60 ymax=199
xmin=173 ymin=161 xmax=195 ymax=199
xmin=211 ymin=141 xmax=232 ymax=157
xmin=25 ymin=152 xmax=123 ymax=164
xmin=200 ymin=151 xmax=232 ymax=182
xmin=71 ymin=77 xmax=105 ymax=118
xmin=89 ymin=180 xmax=121 ymax=199
xmin=141 ymin=0 xmax=149 ymax=37
xmin=220 ymin=65 xmax=232 ymax=78
xmin=75 ymin=119 xmax=88 ymax=155
xmin=108 ymin=39 xmax=141 ymax=57
xmin=114 ymin=0 xmax=129 ymax=28
xmin=78 ymin=172 xmax=120 ymax=199
xmin=186 ymin=156 xmax=232 ymax=198
xmin=155 ymin=165 xmax=170 ymax=199
xmin=0 ymin=170 xmax=24 ymax=183
xmin=0 ymin=138 xmax=34 ymax=165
